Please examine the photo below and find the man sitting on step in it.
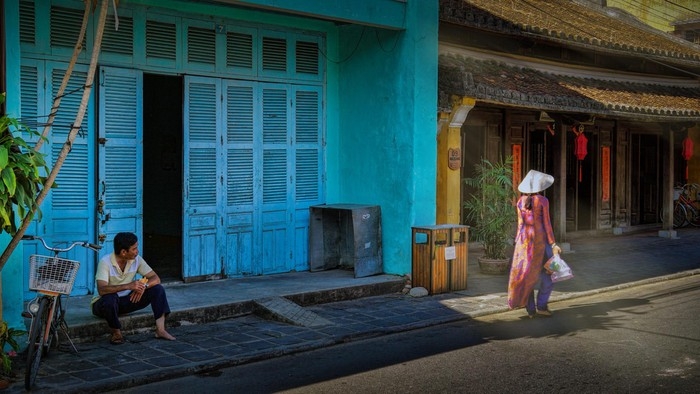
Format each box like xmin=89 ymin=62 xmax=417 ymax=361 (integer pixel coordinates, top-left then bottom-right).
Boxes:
xmin=91 ymin=232 xmax=176 ymax=344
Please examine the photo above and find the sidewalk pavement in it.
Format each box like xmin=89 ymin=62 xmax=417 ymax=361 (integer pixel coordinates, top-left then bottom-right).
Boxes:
xmin=6 ymin=227 xmax=700 ymax=393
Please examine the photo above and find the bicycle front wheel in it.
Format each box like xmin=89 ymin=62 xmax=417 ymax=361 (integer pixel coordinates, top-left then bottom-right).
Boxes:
xmin=673 ymin=203 xmax=688 ymax=228
xmin=25 ymin=297 xmax=49 ymax=391
xmin=687 ymin=205 xmax=700 ymax=227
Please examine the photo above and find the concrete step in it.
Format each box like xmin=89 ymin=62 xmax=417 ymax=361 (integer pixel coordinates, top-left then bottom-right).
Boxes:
xmin=62 ymin=272 xmax=406 ymax=343
xmin=254 ymin=296 xmax=332 ymax=327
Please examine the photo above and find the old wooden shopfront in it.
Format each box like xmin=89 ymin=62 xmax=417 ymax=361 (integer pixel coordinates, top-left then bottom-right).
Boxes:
xmin=436 ymin=0 xmax=700 ymax=241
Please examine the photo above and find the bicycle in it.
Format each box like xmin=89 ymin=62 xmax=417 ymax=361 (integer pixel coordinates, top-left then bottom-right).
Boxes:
xmin=679 ymin=183 xmax=700 ymax=227
xmin=659 ymin=183 xmax=700 ymax=228
xmin=21 ymin=235 xmax=101 ymax=391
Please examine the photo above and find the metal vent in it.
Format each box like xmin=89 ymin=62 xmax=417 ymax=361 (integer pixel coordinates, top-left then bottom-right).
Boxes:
xmin=188 ymin=26 xmax=216 ymax=65
xmin=19 ymin=0 xmax=35 ymax=45
xmin=103 ymin=16 xmax=134 ymax=55
xmin=50 ymin=6 xmax=85 ymax=49
xmin=296 ymin=41 xmax=319 ymax=75
xmin=226 ymin=32 xmax=253 ymax=69
xmin=146 ymin=20 xmax=177 ymax=60
xmin=262 ymin=36 xmax=287 ymax=72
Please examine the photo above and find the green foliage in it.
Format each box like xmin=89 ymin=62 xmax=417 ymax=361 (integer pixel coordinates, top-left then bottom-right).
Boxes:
xmin=463 ymin=157 xmax=517 ymax=259
xmin=0 ymin=321 xmax=25 ymax=376
xmin=0 ymin=93 xmax=50 ymax=235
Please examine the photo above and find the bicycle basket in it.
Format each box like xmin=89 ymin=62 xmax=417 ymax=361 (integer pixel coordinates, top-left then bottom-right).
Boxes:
xmin=29 ymin=255 xmax=80 ymax=295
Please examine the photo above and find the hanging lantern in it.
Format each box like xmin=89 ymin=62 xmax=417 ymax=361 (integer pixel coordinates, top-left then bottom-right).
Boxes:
xmin=682 ymin=135 xmax=694 ymax=181
xmin=573 ymin=125 xmax=588 ymax=182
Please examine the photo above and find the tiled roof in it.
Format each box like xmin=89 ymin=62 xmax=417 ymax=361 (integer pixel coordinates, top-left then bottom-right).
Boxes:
xmin=440 ymin=0 xmax=700 ymax=65
xmin=438 ymin=54 xmax=700 ymax=121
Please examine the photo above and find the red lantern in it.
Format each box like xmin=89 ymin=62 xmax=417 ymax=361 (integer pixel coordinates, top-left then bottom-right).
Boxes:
xmin=573 ymin=125 xmax=588 ymax=182
xmin=682 ymin=135 xmax=694 ymax=181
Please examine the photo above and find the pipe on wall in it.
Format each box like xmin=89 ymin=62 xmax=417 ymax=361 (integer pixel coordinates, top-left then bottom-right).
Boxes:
xmin=1 ymin=0 xmax=6 ymax=115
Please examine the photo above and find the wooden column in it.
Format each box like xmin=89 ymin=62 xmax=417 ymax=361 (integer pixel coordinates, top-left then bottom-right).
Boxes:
xmin=436 ymin=97 xmax=475 ymax=224
xmin=659 ymin=128 xmax=676 ymax=238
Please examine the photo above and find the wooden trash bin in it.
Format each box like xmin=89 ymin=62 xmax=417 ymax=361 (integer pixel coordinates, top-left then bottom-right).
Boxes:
xmin=411 ymin=225 xmax=469 ymax=294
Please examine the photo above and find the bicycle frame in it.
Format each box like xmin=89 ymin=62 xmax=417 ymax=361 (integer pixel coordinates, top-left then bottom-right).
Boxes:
xmin=25 ymin=291 xmax=65 ymax=352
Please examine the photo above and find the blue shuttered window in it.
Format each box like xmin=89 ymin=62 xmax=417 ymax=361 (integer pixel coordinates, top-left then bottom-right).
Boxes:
xmin=295 ymin=88 xmax=322 ymax=201
xmin=187 ymin=83 xmax=219 ymax=206
xmin=50 ymin=67 xmax=89 ymax=211
xmin=262 ymin=88 xmax=288 ymax=204
xmin=19 ymin=65 xmax=39 ymax=133
xmin=227 ymin=84 xmax=255 ymax=206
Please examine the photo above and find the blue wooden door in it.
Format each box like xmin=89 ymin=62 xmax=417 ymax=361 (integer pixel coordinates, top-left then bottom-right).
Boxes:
xmin=184 ymin=77 xmax=323 ymax=279
xmin=290 ymin=85 xmax=325 ymax=272
xmin=260 ymin=84 xmax=294 ymax=274
xmin=19 ymin=61 xmax=97 ymax=298
xmin=183 ymin=76 xmax=224 ymax=280
xmin=223 ymin=82 xmax=324 ymax=276
xmin=97 ymin=67 xmax=144 ymax=262
xmin=223 ymin=80 xmax=256 ymax=276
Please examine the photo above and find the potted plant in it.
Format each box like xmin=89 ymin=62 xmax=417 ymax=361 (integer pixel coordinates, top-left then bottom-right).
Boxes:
xmin=0 ymin=320 xmax=25 ymax=386
xmin=463 ymin=156 xmax=517 ymax=274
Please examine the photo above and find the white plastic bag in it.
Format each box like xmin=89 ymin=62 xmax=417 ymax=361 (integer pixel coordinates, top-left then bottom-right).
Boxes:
xmin=545 ymin=254 xmax=574 ymax=282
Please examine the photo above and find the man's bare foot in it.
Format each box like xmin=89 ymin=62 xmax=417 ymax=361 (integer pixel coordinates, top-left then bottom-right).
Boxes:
xmin=154 ymin=329 xmax=176 ymax=341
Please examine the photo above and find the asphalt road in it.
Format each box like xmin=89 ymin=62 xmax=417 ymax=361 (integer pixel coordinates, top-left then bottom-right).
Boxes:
xmin=111 ymin=274 xmax=700 ymax=393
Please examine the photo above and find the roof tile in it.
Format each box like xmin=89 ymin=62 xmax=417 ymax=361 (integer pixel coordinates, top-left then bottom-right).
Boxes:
xmin=440 ymin=0 xmax=700 ymax=64
xmin=438 ymin=54 xmax=700 ymax=121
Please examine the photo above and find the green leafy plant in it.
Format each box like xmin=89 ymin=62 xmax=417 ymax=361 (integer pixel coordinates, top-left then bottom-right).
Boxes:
xmin=0 ymin=321 xmax=25 ymax=377
xmin=0 ymin=92 xmax=50 ymax=235
xmin=463 ymin=156 xmax=517 ymax=260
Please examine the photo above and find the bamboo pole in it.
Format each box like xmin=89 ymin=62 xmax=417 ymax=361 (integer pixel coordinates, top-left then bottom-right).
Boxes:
xmin=0 ymin=0 xmax=110 ymax=271
xmin=33 ymin=0 xmax=91 ymax=151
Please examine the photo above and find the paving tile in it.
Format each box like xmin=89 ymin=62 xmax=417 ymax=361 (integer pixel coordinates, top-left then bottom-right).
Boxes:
xmin=6 ymin=228 xmax=700 ymax=393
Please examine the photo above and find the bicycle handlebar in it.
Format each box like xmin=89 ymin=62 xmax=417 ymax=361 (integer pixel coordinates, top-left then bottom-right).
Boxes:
xmin=22 ymin=235 xmax=102 ymax=253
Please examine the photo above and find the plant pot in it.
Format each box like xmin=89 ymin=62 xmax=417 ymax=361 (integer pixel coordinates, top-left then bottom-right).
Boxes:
xmin=478 ymin=256 xmax=511 ymax=275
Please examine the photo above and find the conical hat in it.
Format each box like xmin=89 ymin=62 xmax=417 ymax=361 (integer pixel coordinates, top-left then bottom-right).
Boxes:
xmin=518 ymin=170 xmax=554 ymax=193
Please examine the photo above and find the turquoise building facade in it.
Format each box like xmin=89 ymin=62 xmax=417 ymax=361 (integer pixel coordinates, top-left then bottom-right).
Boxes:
xmin=1 ymin=0 xmax=438 ymax=328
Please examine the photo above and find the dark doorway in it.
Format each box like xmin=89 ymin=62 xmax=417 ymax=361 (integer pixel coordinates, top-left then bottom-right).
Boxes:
xmin=143 ymin=74 xmax=183 ymax=282
xmin=527 ymin=128 xmax=555 ymax=201
xmin=565 ymin=128 xmax=597 ymax=231
xmin=630 ymin=133 xmax=661 ymax=225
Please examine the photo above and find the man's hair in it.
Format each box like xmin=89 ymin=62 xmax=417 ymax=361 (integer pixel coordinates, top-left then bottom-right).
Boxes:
xmin=114 ymin=232 xmax=138 ymax=255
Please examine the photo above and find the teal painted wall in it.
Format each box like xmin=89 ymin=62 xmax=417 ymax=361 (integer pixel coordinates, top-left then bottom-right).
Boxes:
xmin=2 ymin=0 xmax=437 ymax=308
xmin=333 ymin=1 xmax=438 ymax=275
xmin=2 ymin=0 xmax=26 ymax=330
xmin=199 ymin=0 xmax=407 ymax=30
xmin=133 ymin=0 xmax=438 ymax=275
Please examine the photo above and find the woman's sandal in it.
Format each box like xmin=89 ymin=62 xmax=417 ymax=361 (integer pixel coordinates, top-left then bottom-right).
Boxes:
xmin=110 ymin=334 xmax=125 ymax=345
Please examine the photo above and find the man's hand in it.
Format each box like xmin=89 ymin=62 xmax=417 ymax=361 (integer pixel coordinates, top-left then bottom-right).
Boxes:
xmin=129 ymin=279 xmax=147 ymax=303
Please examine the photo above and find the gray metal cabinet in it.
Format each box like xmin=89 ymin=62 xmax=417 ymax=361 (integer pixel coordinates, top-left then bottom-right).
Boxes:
xmin=308 ymin=204 xmax=383 ymax=278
